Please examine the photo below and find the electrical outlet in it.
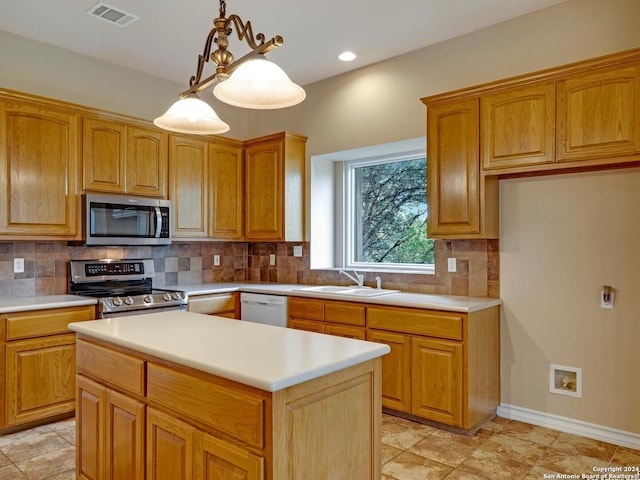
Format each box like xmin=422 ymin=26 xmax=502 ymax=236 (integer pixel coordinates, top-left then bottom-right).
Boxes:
xmin=213 ymin=255 xmax=220 ymax=266
xmin=269 ymin=254 xmax=276 ymax=266
xmin=293 ymin=245 xmax=303 ymax=257
xmin=601 ymin=290 xmax=615 ymax=309
xmin=447 ymin=257 xmax=456 ymax=273
xmin=14 ymin=258 xmax=24 ymax=273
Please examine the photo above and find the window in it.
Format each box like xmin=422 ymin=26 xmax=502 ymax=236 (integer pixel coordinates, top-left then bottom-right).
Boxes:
xmin=345 ymin=155 xmax=434 ymax=271
xmin=309 ymin=137 xmax=434 ymax=274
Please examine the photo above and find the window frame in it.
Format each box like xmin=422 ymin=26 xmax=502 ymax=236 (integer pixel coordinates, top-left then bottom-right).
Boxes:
xmin=342 ymin=151 xmax=434 ymax=274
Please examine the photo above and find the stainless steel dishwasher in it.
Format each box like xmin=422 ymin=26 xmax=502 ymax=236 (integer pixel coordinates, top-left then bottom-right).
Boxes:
xmin=240 ymin=293 xmax=288 ymax=327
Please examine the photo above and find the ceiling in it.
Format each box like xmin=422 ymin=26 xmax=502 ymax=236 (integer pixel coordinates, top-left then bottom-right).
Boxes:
xmin=1 ymin=0 xmax=568 ymax=87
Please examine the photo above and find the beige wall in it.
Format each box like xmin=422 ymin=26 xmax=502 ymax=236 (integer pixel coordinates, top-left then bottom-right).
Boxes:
xmin=1 ymin=0 xmax=639 ymax=435
xmin=501 ymin=169 xmax=640 ymax=434
xmin=0 ymin=29 xmax=249 ymax=139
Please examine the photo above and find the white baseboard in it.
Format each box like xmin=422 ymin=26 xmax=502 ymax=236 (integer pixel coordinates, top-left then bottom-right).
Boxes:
xmin=497 ymin=403 xmax=640 ymax=450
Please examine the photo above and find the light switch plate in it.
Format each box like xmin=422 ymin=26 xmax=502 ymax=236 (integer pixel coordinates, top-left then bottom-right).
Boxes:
xmin=213 ymin=255 xmax=220 ymax=266
xmin=293 ymin=245 xmax=303 ymax=257
xmin=447 ymin=257 xmax=456 ymax=273
xmin=269 ymin=254 xmax=276 ymax=266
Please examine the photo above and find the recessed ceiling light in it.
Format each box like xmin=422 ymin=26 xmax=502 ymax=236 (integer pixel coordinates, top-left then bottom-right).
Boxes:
xmin=338 ymin=51 xmax=357 ymax=62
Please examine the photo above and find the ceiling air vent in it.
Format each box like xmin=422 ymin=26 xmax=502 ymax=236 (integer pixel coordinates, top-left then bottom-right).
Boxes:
xmin=86 ymin=2 xmax=140 ymax=28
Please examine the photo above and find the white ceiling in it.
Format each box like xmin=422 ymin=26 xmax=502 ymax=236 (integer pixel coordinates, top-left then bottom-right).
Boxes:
xmin=0 ymin=0 xmax=568 ymax=87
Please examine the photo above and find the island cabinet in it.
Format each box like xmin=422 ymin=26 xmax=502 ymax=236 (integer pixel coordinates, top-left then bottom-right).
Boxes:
xmin=74 ymin=329 xmax=384 ymax=480
xmin=0 ymin=97 xmax=80 ymax=239
xmin=244 ymin=132 xmax=306 ymax=241
xmin=1 ymin=304 xmax=95 ymax=429
xmin=366 ymin=304 xmax=500 ymax=430
xmin=288 ymin=297 xmax=366 ymax=339
xmin=170 ymin=135 xmax=244 ymax=240
xmin=82 ymin=117 xmax=168 ymax=198
xmin=188 ymin=292 xmax=239 ymax=318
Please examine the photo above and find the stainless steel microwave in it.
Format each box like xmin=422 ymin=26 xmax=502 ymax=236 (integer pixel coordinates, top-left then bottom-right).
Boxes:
xmin=85 ymin=194 xmax=172 ymax=246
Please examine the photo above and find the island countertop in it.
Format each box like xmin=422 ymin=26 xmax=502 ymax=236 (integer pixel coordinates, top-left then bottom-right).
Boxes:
xmin=69 ymin=310 xmax=390 ymax=392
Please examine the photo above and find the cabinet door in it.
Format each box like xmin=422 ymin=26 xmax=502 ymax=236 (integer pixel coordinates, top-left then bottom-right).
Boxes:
xmin=169 ymin=135 xmax=208 ymax=238
xmin=557 ymin=65 xmax=640 ymax=162
xmin=126 ymin=126 xmax=168 ymax=197
xmin=0 ymin=100 xmax=79 ymax=237
xmin=244 ymin=139 xmax=283 ymax=240
xmin=209 ymin=141 xmax=243 ymax=239
xmin=481 ymin=82 xmax=555 ymax=170
xmin=77 ymin=375 xmax=106 ymax=480
xmin=195 ymin=431 xmax=264 ymax=480
xmin=411 ymin=337 xmax=463 ymax=426
xmin=366 ymin=330 xmax=411 ymax=412
xmin=106 ymin=390 xmax=145 ymax=480
xmin=83 ymin=117 xmax=126 ymax=194
xmin=147 ymin=407 xmax=195 ymax=480
xmin=6 ymin=333 xmax=76 ymax=426
xmin=427 ymin=99 xmax=481 ymax=237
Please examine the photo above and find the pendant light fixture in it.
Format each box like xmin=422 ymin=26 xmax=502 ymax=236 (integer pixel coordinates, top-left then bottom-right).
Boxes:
xmin=154 ymin=0 xmax=305 ymax=135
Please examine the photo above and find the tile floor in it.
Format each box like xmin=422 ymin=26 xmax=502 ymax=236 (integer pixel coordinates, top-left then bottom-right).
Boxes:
xmin=0 ymin=414 xmax=638 ymax=479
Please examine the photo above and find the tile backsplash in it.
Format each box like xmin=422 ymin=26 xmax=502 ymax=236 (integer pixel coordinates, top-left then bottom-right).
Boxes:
xmin=0 ymin=239 xmax=498 ymax=298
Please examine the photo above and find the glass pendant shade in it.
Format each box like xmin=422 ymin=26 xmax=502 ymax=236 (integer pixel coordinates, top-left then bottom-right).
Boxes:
xmin=213 ymin=56 xmax=306 ymax=109
xmin=153 ymin=95 xmax=230 ymax=134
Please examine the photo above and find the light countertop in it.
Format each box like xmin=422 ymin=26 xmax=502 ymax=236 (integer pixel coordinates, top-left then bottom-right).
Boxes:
xmin=172 ymin=283 xmax=501 ymax=313
xmin=0 ymin=294 xmax=97 ymax=314
xmin=69 ymin=311 xmax=390 ymax=392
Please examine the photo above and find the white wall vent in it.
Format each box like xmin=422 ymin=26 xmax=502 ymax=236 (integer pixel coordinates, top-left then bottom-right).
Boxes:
xmin=86 ymin=2 xmax=140 ymax=28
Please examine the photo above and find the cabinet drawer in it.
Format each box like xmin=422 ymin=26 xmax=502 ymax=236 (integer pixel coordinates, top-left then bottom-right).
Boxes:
xmin=147 ymin=362 xmax=266 ymax=449
xmin=325 ymin=302 xmax=365 ymax=326
xmin=288 ymin=298 xmax=324 ymax=320
xmin=5 ymin=305 xmax=96 ymax=340
xmin=188 ymin=293 xmax=237 ymax=315
xmin=76 ymin=339 xmax=145 ymax=396
xmin=289 ymin=318 xmax=325 ymax=333
xmin=367 ymin=306 xmax=463 ymax=340
xmin=324 ymin=324 xmax=366 ymax=340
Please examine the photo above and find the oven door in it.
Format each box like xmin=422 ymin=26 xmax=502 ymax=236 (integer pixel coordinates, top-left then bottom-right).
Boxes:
xmin=99 ymin=304 xmax=186 ymax=319
xmin=86 ymin=194 xmax=171 ymax=246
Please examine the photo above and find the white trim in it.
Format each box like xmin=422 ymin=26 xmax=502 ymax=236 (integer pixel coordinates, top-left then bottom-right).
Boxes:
xmin=497 ymin=403 xmax=640 ymax=449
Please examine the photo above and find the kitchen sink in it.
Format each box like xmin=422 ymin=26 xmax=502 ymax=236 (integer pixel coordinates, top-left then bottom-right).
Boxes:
xmin=293 ymin=285 xmax=400 ymax=297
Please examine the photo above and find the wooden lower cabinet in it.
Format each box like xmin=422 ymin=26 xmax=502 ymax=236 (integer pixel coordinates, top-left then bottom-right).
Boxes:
xmin=188 ymin=292 xmax=239 ymax=319
xmin=147 ymin=407 xmax=194 ymax=480
xmin=1 ymin=305 xmax=96 ymax=429
xmin=76 ymin=337 xmax=382 ymax=480
xmin=77 ymin=375 xmax=146 ymax=480
xmin=366 ymin=329 xmax=411 ymax=413
xmin=411 ymin=337 xmax=463 ymax=426
xmin=366 ymin=305 xmax=499 ymax=430
xmin=288 ymin=297 xmax=366 ymax=339
xmin=195 ymin=431 xmax=264 ymax=480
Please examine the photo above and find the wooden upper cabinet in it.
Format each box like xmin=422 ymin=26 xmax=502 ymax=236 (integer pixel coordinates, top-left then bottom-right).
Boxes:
xmin=126 ymin=126 xmax=168 ymax=197
xmin=0 ymin=99 xmax=79 ymax=238
xmin=557 ymin=65 xmax=640 ymax=162
xmin=83 ymin=117 xmax=168 ymax=197
xmin=481 ymin=82 xmax=556 ymax=170
xmin=244 ymin=132 xmax=306 ymax=241
xmin=83 ymin=117 xmax=126 ymax=193
xmin=427 ymin=98 xmax=498 ymax=238
xmin=209 ymin=140 xmax=243 ymax=239
xmin=169 ymin=135 xmax=208 ymax=238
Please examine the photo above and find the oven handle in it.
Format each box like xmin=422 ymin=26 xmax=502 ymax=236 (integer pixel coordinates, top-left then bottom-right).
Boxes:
xmin=154 ymin=207 xmax=162 ymax=238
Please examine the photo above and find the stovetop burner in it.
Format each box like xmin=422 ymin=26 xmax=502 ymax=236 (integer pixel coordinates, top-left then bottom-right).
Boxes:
xmin=69 ymin=259 xmax=187 ymax=317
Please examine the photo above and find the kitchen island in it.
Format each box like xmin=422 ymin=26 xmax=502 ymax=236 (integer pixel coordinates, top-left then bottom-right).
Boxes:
xmin=69 ymin=311 xmax=389 ymax=480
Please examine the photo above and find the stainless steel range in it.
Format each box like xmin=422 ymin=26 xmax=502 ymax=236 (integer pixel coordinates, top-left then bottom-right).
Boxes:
xmin=69 ymin=259 xmax=187 ymax=318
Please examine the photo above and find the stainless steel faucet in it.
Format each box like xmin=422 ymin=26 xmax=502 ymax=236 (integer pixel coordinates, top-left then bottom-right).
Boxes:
xmin=339 ymin=269 xmax=364 ymax=287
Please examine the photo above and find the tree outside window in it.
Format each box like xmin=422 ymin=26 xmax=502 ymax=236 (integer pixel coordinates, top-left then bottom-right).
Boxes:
xmin=348 ymin=156 xmax=434 ymax=267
